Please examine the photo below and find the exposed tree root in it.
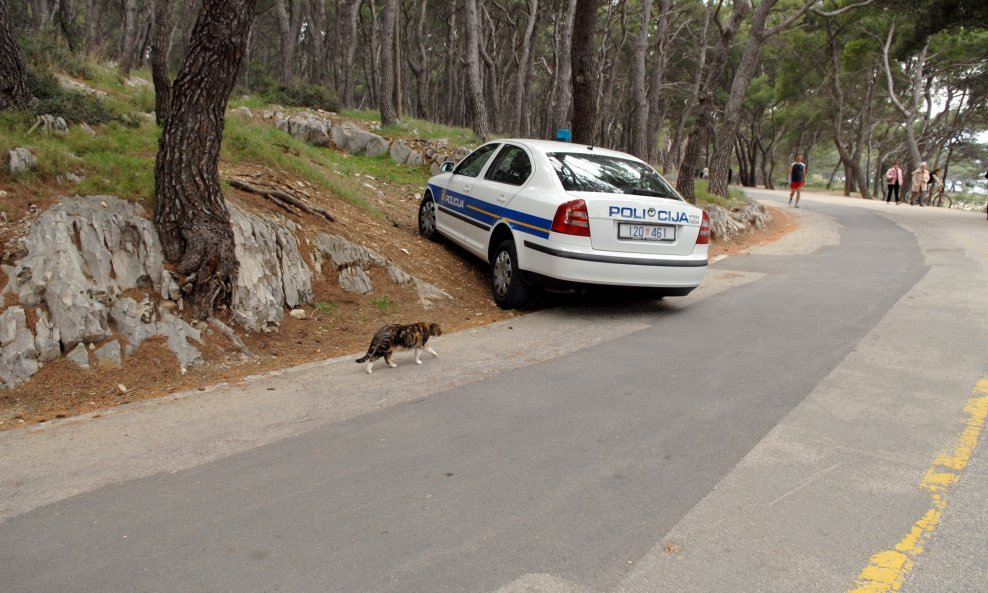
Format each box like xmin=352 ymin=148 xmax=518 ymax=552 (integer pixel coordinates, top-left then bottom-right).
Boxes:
xmin=227 ymin=178 xmax=336 ymax=222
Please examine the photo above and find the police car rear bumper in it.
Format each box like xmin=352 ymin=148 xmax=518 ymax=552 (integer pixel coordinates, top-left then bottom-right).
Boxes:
xmin=521 ymin=240 xmax=707 ymax=289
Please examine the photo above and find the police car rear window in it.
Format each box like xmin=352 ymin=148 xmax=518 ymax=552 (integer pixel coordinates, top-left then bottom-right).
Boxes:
xmin=547 ymin=152 xmax=682 ymax=201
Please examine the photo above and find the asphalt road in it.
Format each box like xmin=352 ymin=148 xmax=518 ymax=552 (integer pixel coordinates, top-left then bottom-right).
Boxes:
xmin=1 ymin=190 xmax=986 ymax=593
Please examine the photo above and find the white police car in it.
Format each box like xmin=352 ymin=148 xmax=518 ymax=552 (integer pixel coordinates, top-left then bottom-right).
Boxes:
xmin=418 ymin=139 xmax=710 ymax=308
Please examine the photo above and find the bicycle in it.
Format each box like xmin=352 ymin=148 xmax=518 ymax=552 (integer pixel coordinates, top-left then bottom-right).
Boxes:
xmin=928 ymin=187 xmax=952 ymax=208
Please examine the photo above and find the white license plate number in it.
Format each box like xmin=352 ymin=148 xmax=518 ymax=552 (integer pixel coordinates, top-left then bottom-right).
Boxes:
xmin=618 ymin=223 xmax=675 ymax=241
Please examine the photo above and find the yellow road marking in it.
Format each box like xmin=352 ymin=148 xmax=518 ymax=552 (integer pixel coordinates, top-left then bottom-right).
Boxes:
xmin=847 ymin=378 xmax=988 ymax=592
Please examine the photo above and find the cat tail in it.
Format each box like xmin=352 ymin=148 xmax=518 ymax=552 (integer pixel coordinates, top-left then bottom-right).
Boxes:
xmin=355 ymin=352 xmax=372 ymax=363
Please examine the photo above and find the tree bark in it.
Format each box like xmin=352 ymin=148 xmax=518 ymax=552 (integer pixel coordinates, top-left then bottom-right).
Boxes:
xmin=667 ymin=3 xmax=709 ymax=173
xmin=464 ymin=0 xmax=490 ymax=139
xmin=0 ymin=0 xmax=31 ymax=111
xmin=85 ymin=0 xmax=109 ymax=54
xmin=645 ymin=0 xmax=672 ymax=164
xmin=274 ymin=0 xmax=305 ymax=83
xmin=629 ymin=0 xmax=652 ymax=159
xmin=406 ymin=0 xmax=430 ymax=119
xmin=676 ymin=0 xmax=749 ymax=203
xmin=308 ymin=0 xmax=327 ymax=85
xmin=119 ymin=0 xmax=142 ymax=76
xmin=154 ymin=0 xmax=257 ymax=321
xmin=378 ymin=0 xmax=399 ymax=127
xmin=510 ymin=0 xmax=539 ymax=136
xmin=552 ymin=0 xmax=577 ymax=135
xmin=341 ymin=0 xmax=362 ymax=107
xmin=151 ymin=0 xmax=174 ymax=126
xmin=571 ymin=0 xmax=600 ymax=145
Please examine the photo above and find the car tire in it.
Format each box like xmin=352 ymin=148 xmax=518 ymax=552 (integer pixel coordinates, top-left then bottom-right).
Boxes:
xmin=418 ymin=195 xmax=440 ymax=242
xmin=491 ymin=239 xmax=530 ymax=309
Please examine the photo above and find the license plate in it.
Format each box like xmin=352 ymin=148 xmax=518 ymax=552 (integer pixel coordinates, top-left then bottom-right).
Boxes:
xmin=618 ymin=223 xmax=675 ymax=241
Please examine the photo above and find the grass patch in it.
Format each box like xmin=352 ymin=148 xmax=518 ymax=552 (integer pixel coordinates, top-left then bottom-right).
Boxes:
xmin=343 ymin=109 xmax=479 ymax=146
xmin=315 ymin=302 xmax=339 ymax=314
xmin=370 ymin=295 xmax=396 ymax=314
xmin=694 ymin=182 xmax=748 ymax=210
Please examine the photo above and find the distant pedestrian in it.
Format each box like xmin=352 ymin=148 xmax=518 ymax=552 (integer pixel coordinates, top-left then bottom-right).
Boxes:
xmin=702 ymin=167 xmax=709 ymax=179
xmin=885 ymin=159 xmax=904 ymax=204
xmin=910 ymin=162 xmax=930 ymax=206
xmin=927 ymin=167 xmax=943 ymax=203
xmin=788 ymin=154 xmax=806 ymax=208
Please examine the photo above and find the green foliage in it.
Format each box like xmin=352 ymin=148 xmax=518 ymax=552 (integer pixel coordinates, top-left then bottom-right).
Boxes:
xmin=315 ymin=302 xmax=339 ymax=314
xmin=370 ymin=295 xmax=396 ymax=314
xmin=343 ymin=109 xmax=479 ymax=146
xmin=240 ymin=61 xmax=340 ymax=111
xmin=25 ymin=69 xmax=125 ymax=125
xmin=17 ymin=31 xmax=94 ymax=79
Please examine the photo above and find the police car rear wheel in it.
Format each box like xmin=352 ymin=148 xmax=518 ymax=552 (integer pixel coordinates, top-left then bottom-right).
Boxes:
xmin=418 ymin=196 xmax=439 ymax=241
xmin=491 ymin=239 xmax=529 ymax=309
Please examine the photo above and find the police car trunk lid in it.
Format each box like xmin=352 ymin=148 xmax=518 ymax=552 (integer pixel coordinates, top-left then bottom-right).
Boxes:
xmin=574 ymin=193 xmax=701 ymax=256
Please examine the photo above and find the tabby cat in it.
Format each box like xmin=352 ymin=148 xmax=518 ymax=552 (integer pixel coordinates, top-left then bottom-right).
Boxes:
xmin=355 ymin=322 xmax=443 ymax=374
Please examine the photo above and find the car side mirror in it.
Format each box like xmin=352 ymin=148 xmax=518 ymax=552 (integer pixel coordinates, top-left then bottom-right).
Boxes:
xmin=439 ymin=161 xmax=455 ymax=173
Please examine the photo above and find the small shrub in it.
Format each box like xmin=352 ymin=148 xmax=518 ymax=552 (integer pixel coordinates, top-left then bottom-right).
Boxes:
xmin=26 ymin=69 xmax=121 ymax=125
xmin=240 ymin=62 xmax=340 ymax=112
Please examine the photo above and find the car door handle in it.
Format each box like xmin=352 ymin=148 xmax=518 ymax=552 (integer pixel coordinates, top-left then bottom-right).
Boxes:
xmin=497 ymin=195 xmax=507 ymax=203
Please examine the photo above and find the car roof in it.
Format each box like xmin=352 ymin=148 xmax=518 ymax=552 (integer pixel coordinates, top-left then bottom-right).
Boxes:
xmin=492 ymin=139 xmax=643 ymax=163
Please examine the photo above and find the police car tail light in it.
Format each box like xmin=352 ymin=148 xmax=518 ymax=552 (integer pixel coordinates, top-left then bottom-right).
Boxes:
xmin=551 ymin=199 xmax=591 ymax=237
xmin=696 ymin=210 xmax=711 ymax=245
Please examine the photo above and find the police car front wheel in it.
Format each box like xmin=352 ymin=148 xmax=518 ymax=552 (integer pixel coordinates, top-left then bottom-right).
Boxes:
xmin=491 ymin=239 xmax=530 ymax=309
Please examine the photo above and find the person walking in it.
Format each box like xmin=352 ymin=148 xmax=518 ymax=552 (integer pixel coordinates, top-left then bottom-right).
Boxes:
xmin=885 ymin=159 xmax=904 ymax=204
xmin=910 ymin=161 xmax=930 ymax=206
xmin=789 ymin=154 xmax=806 ymax=207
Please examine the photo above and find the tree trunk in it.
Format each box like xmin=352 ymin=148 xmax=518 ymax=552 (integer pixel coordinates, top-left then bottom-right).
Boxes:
xmin=644 ymin=0 xmax=672 ymax=163
xmin=119 ymin=0 xmax=142 ymax=76
xmin=571 ymin=0 xmax=600 ymax=145
xmin=676 ymin=0 xmax=749 ymax=203
xmin=274 ymin=0 xmax=305 ymax=83
xmin=510 ymin=0 xmax=539 ymax=136
xmin=629 ymin=0 xmax=652 ymax=159
xmin=85 ymin=0 xmax=110 ymax=55
xmin=150 ymin=0 xmax=173 ymax=126
xmin=552 ymin=0 xmax=577 ymax=134
xmin=154 ymin=0 xmax=257 ymax=321
xmin=378 ymin=0 xmax=399 ymax=127
xmin=342 ymin=0 xmax=361 ymax=107
xmin=406 ymin=0 xmax=430 ymax=119
xmin=667 ymin=3 xmax=709 ymax=173
xmin=308 ymin=0 xmax=327 ymax=84
xmin=0 ymin=0 xmax=31 ymax=111
xmin=464 ymin=0 xmax=490 ymax=139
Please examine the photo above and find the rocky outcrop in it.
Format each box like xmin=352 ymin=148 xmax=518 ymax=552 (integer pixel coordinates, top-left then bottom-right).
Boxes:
xmin=330 ymin=124 xmax=390 ymax=157
xmin=275 ymin=112 xmax=331 ymax=147
xmin=313 ymin=233 xmax=452 ymax=309
xmin=7 ymin=148 xmax=38 ymax=175
xmin=0 ymin=307 xmax=39 ymax=388
xmin=707 ymin=201 xmax=772 ymax=241
xmin=0 ymin=195 xmax=318 ymax=388
xmin=229 ymin=203 xmax=314 ymax=332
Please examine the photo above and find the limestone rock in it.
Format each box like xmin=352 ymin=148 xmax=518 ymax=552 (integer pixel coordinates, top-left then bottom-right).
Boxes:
xmin=736 ymin=201 xmax=772 ymax=229
xmin=289 ymin=308 xmax=307 ymax=319
xmin=275 ymin=112 xmax=331 ymax=147
xmin=414 ymin=280 xmax=454 ymax=310
xmin=339 ymin=267 xmax=373 ymax=294
xmin=66 ymin=343 xmax=90 ymax=370
xmin=387 ymin=265 xmax=413 ymax=286
xmin=229 ymin=202 xmax=314 ymax=332
xmin=315 ymin=233 xmax=388 ymax=271
xmin=3 ymin=196 xmax=163 ymax=349
xmin=94 ymin=340 xmax=122 ymax=369
xmin=707 ymin=204 xmax=748 ymax=241
xmin=55 ymin=74 xmax=107 ymax=98
xmin=34 ymin=309 xmax=61 ymax=362
xmin=8 ymin=148 xmax=37 ymax=175
xmin=330 ymin=124 xmax=390 ymax=157
xmin=0 ymin=306 xmax=41 ymax=388
xmin=109 ymin=297 xmax=158 ymax=355
xmin=232 ymin=106 xmax=253 ymax=118
xmin=158 ymin=310 xmax=203 ymax=369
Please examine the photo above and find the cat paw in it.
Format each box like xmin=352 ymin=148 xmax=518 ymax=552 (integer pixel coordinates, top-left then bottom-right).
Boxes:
xmin=366 ymin=368 xmax=373 ymax=374
xmin=416 ymin=359 xmax=423 ymax=365
xmin=388 ymin=362 xmax=398 ymax=368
